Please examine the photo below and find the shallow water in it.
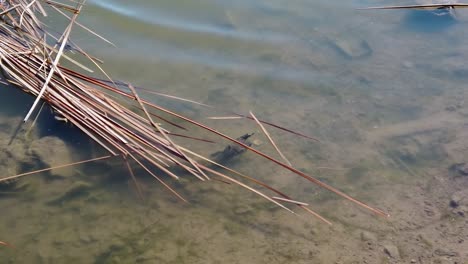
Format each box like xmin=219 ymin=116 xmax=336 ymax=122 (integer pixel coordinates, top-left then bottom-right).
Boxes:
xmin=1 ymin=0 xmax=468 ymax=263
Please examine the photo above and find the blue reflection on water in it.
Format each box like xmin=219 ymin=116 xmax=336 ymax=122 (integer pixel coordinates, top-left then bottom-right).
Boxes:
xmin=404 ymin=10 xmax=456 ymax=32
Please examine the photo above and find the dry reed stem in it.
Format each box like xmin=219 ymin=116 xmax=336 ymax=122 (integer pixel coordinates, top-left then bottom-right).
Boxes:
xmin=94 ymin=78 xmax=318 ymax=140
xmin=249 ymin=110 xmax=292 ymax=166
xmin=23 ymin=0 xmax=86 ymax=121
xmin=0 ymin=155 xmax=114 ymax=183
xmin=0 ymin=241 xmax=12 ymax=248
xmin=359 ymin=3 xmax=468 ymax=10
xmin=272 ymin=197 xmax=309 ymax=206
xmin=181 ymin=146 xmax=333 ymax=225
xmin=123 ymin=156 xmax=145 ymax=202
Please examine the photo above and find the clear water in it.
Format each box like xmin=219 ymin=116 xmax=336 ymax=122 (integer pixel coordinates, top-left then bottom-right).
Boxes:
xmin=1 ymin=0 xmax=468 ymax=263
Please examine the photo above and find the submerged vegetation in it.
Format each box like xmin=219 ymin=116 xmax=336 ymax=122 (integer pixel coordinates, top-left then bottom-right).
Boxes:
xmin=0 ymin=0 xmax=388 ymax=245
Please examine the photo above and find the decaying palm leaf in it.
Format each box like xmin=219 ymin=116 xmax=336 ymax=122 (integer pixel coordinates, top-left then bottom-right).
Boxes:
xmin=0 ymin=0 xmax=388 ymax=228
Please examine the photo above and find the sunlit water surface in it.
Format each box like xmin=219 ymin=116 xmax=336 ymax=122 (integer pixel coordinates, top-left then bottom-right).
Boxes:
xmin=1 ymin=0 xmax=468 ymax=263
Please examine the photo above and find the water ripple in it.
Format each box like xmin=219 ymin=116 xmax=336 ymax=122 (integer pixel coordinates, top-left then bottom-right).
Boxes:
xmin=88 ymin=0 xmax=289 ymax=44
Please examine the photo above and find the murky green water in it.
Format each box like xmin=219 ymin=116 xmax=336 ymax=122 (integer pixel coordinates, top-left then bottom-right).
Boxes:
xmin=2 ymin=0 xmax=468 ymax=263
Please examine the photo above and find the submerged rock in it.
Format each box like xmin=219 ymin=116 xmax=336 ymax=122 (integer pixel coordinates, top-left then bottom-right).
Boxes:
xmin=360 ymin=230 xmax=378 ymax=242
xmin=0 ymin=123 xmax=34 ymax=176
xmin=434 ymin=248 xmax=460 ymax=257
xmin=452 ymin=205 xmax=468 ymax=217
xmin=450 ymin=191 xmax=466 ymax=208
xmin=383 ymin=242 xmax=400 ymax=259
xmin=449 ymin=190 xmax=468 ymax=216
xmin=28 ymin=136 xmax=75 ymax=178
xmin=0 ymin=117 xmax=38 ymax=193
xmin=0 ymin=177 xmax=29 ymax=195
xmin=47 ymin=181 xmax=93 ymax=205
xmin=449 ymin=162 xmax=468 ymax=176
xmin=327 ymin=35 xmax=372 ymax=59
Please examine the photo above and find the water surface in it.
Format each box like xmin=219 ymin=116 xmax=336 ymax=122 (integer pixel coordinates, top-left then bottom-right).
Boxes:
xmin=1 ymin=0 xmax=468 ymax=263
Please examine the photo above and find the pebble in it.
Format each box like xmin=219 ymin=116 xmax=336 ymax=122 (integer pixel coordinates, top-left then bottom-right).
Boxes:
xmin=234 ymin=204 xmax=252 ymax=215
xmin=79 ymin=233 xmax=93 ymax=243
xmin=360 ymin=231 xmax=377 ymax=242
xmin=136 ymin=250 xmax=157 ymax=262
xmin=450 ymin=191 xmax=466 ymax=208
xmin=434 ymin=248 xmax=459 ymax=257
xmin=109 ymin=238 xmax=125 ymax=250
xmin=252 ymin=139 xmax=263 ymax=146
xmin=383 ymin=243 xmax=400 ymax=259
xmin=449 ymin=190 xmax=468 ymax=217
xmin=328 ymin=36 xmax=372 ymax=59
xmin=453 ymin=205 xmax=467 ymax=217
xmin=445 ymin=105 xmax=457 ymax=112
xmin=458 ymin=164 xmax=468 ymax=175
xmin=402 ymin=61 xmax=414 ymax=68
xmin=449 ymin=163 xmax=468 ymax=176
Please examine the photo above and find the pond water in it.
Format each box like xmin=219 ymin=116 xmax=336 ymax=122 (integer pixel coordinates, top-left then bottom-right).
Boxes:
xmin=1 ymin=0 xmax=468 ymax=263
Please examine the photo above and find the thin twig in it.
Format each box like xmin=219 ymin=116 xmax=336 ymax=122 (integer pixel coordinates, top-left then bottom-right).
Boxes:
xmin=250 ymin=110 xmax=292 ymax=166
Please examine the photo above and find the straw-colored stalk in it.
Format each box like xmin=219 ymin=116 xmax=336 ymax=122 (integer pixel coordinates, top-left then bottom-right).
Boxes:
xmin=0 ymin=240 xmax=12 ymax=247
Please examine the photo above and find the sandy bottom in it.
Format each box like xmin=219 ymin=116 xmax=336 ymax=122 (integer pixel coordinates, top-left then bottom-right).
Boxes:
xmin=2 ymin=2 xmax=468 ymax=263
xmin=0 ymin=85 xmax=467 ymax=264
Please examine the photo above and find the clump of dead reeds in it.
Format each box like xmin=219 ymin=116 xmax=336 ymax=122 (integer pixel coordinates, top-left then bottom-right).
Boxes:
xmin=0 ymin=0 xmax=388 ymax=226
